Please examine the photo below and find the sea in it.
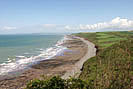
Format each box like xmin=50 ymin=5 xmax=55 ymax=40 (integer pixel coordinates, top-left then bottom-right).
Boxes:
xmin=0 ymin=34 xmax=67 ymax=75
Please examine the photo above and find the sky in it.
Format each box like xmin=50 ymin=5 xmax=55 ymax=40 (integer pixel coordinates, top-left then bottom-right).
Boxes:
xmin=0 ymin=0 xmax=133 ymax=34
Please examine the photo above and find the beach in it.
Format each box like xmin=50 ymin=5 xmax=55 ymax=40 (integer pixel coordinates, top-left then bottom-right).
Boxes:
xmin=0 ymin=35 xmax=96 ymax=89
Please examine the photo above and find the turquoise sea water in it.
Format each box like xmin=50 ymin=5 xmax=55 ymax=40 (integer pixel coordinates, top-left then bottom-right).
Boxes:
xmin=0 ymin=34 xmax=65 ymax=75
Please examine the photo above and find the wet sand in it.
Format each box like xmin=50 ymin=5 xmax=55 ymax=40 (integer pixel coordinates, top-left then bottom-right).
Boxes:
xmin=0 ymin=35 xmax=96 ymax=89
xmin=62 ymin=37 xmax=96 ymax=79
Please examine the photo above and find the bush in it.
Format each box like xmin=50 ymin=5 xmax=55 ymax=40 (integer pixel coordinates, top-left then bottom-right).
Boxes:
xmin=26 ymin=76 xmax=65 ymax=89
xmin=66 ymin=78 xmax=91 ymax=89
xmin=25 ymin=76 xmax=90 ymax=89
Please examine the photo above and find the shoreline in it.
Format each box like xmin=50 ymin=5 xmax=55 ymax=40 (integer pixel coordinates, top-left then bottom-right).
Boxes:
xmin=0 ymin=35 xmax=96 ymax=89
xmin=0 ymin=35 xmax=66 ymax=76
xmin=62 ymin=36 xmax=96 ymax=79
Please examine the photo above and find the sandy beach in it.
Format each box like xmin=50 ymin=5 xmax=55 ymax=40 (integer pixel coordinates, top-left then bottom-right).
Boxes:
xmin=0 ymin=35 xmax=96 ymax=89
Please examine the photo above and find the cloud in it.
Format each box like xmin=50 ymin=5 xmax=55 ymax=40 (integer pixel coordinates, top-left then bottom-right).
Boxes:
xmin=65 ymin=17 xmax=133 ymax=30
xmin=64 ymin=25 xmax=71 ymax=30
xmin=2 ymin=26 xmax=17 ymax=30
xmin=43 ymin=24 xmax=57 ymax=28
xmin=42 ymin=24 xmax=68 ymax=32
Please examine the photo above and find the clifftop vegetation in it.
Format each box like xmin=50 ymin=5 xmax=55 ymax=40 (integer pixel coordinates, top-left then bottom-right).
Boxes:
xmin=77 ymin=31 xmax=133 ymax=89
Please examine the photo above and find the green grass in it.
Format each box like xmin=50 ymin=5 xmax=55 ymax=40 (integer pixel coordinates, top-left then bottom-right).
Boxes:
xmin=79 ymin=40 xmax=133 ymax=89
xmin=76 ymin=31 xmax=133 ymax=89
xmin=76 ymin=31 xmax=132 ymax=49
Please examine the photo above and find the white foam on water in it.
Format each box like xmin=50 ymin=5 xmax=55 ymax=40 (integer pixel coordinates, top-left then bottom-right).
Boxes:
xmin=0 ymin=35 xmax=68 ymax=75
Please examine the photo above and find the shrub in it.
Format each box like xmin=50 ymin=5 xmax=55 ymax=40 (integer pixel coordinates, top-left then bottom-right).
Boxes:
xmin=26 ymin=76 xmax=65 ymax=89
xmin=66 ymin=77 xmax=91 ymax=89
xmin=25 ymin=76 xmax=90 ymax=89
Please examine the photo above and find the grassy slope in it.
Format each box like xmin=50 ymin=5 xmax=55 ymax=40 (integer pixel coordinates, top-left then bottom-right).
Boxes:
xmin=76 ymin=31 xmax=133 ymax=89
xmin=75 ymin=31 xmax=133 ymax=49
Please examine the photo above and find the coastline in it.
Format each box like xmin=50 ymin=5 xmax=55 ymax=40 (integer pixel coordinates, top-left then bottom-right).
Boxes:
xmin=0 ymin=35 xmax=96 ymax=89
xmin=62 ymin=36 xmax=96 ymax=79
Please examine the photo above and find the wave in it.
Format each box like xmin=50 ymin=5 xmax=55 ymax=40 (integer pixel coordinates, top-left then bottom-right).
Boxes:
xmin=0 ymin=35 xmax=68 ymax=75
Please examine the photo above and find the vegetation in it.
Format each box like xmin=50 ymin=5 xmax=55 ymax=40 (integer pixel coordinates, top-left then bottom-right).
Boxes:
xmin=25 ymin=31 xmax=133 ymax=89
xmin=80 ymin=40 xmax=133 ymax=89
xmin=25 ymin=76 xmax=89 ymax=89
xmin=75 ymin=31 xmax=133 ymax=49
xmin=77 ymin=31 xmax=133 ymax=89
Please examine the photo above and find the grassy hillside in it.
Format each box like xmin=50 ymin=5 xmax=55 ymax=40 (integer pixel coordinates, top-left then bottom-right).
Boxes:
xmin=79 ymin=40 xmax=133 ymax=88
xmin=75 ymin=31 xmax=133 ymax=49
xmin=25 ymin=31 xmax=133 ymax=89
xmin=77 ymin=31 xmax=133 ymax=89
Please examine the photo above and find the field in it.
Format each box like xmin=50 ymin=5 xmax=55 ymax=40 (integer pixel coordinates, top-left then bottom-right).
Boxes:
xmin=75 ymin=31 xmax=133 ymax=49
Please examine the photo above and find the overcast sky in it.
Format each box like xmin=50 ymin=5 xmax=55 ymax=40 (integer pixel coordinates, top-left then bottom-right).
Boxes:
xmin=0 ymin=0 xmax=133 ymax=34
